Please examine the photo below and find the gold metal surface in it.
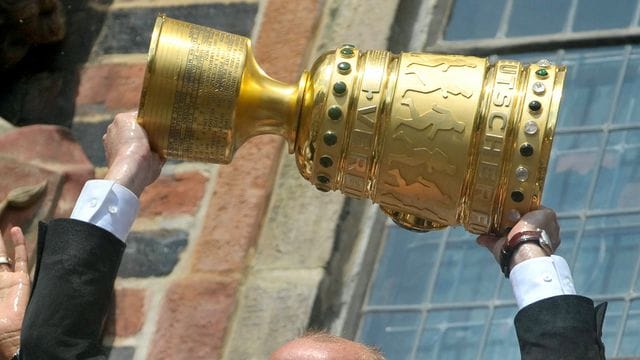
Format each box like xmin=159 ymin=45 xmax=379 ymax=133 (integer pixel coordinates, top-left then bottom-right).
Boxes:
xmin=138 ymin=15 xmax=566 ymax=235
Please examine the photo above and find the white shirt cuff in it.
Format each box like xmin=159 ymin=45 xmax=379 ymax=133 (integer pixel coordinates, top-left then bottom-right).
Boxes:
xmin=70 ymin=180 xmax=140 ymax=242
xmin=510 ymin=255 xmax=576 ymax=309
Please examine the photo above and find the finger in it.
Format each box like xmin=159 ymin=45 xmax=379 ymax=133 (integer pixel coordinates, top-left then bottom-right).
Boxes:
xmin=10 ymin=227 xmax=28 ymax=274
xmin=476 ymin=235 xmax=497 ymax=248
xmin=0 ymin=229 xmax=9 ymax=272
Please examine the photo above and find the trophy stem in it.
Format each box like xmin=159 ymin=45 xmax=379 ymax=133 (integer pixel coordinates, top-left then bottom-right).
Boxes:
xmin=234 ymin=53 xmax=308 ymax=153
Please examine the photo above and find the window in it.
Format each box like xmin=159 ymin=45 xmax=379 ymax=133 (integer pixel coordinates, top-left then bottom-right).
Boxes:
xmin=355 ymin=1 xmax=640 ymax=358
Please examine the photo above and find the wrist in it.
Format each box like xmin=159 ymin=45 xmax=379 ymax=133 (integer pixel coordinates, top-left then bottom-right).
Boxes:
xmin=509 ymin=243 xmax=548 ymax=272
xmin=105 ymin=154 xmax=145 ymax=197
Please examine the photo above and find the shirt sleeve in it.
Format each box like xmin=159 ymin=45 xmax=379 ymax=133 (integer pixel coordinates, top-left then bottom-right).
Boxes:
xmin=509 ymin=255 xmax=576 ymax=309
xmin=69 ymin=179 xmax=140 ymax=242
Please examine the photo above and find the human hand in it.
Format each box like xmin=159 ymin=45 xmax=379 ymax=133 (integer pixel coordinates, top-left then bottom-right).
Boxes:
xmin=103 ymin=112 xmax=165 ymax=197
xmin=476 ymin=208 xmax=561 ymax=273
xmin=0 ymin=227 xmax=30 ymax=359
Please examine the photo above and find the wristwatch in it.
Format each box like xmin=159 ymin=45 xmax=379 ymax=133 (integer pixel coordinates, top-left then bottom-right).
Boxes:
xmin=500 ymin=229 xmax=553 ymax=278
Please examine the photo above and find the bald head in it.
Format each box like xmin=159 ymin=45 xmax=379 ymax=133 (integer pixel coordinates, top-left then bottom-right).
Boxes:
xmin=269 ymin=332 xmax=384 ymax=360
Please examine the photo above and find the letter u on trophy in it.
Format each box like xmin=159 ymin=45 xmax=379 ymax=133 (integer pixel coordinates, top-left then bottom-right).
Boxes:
xmin=138 ymin=15 xmax=566 ymax=235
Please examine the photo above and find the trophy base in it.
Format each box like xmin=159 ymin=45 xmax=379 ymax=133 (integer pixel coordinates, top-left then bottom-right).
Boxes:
xmin=380 ymin=206 xmax=448 ymax=232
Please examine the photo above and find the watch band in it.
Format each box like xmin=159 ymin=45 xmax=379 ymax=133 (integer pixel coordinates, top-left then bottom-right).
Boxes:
xmin=500 ymin=230 xmax=552 ymax=278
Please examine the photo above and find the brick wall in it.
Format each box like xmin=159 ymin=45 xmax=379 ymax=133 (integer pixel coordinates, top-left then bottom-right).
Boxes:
xmin=67 ymin=0 xmax=323 ymax=359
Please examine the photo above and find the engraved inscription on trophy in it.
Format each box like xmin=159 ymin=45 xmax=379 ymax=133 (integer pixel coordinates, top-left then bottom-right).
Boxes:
xmin=342 ymin=50 xmax=387 ymax=197
xmin=167 ymin=23 xmax=244 ymax=161
xmin=468 ymin=62 xmax=519 ymax=233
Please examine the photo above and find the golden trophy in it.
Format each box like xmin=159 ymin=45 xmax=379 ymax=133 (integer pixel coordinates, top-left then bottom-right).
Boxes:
xmin=138 ymin=15 xmax=566 ymax=235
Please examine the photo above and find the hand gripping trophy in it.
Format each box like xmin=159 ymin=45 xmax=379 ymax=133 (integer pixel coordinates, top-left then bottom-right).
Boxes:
xmin=137 ymin=15 xmax=566 ymax=235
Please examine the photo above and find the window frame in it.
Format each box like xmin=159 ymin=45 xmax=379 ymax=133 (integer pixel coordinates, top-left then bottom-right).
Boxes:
xmin=345 ymin=1 xmax=640 ymax=359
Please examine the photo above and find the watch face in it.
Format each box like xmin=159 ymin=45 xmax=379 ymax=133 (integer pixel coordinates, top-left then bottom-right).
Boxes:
xmin=539 ymin=230 xmax=551 ymax=246
xmin=538 ymin=229 xmax=553 ymax=254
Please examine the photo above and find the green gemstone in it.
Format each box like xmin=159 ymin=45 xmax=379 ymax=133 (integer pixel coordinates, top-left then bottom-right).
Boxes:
xmin=323 ymin=132 xmax=338 ymax=146
xmin=535 ymin=68 xmax=548 ymax=77
xmin=328 ymin=106 xmax=342 ymax=120
xmin=333 ymin=81 xmax=347 ymax=95
xmin=340 ymin=48 xmax=354 ymax=57
xmin=317 ymin=175 xmax=330 ymax=184
xmin=338 ymin=62 xmax=351 ymax=73
xmin=319 ymin=155 xmax=334 ymax=168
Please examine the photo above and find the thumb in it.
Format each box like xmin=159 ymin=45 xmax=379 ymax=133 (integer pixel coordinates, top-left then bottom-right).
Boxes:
xmin=476 ymin=234 xmax=498 ymax=248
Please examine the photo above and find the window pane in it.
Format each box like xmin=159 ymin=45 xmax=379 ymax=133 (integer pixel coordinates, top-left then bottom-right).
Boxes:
xmin=573 ymin=222 xmax=640 ymax=296
xmin=602 ymin=300 xmax=625 ymax=356
xmin=559 ymin=48 xmax=626 ymax=128
xmin=619 ymin=300 xmax=640 ymax=356
xmin=415 ymin=308 xmax=489 ymax=359
xmin=573 ymin=0 xmax=637 ymax=32
xmin=367 ymin=226 xmax=444 ymax=306
xmin=444 ymin=0 xmax=505 ymax=40
xmin=591 ymin=129 xmax=640 ymax=210
xmin=358 ymin=312 xmax=420 ymax=359
xmin=542 ymin=132 xmax=603 ymax=212
xmin=431 ymin=228 xmax=500 ymax=303
xmin=482 ymin=306 xmax=519 ymax=360
xmin=615 ymin=48 xmax=640 ymax=124
xmin=507 ymin=0 xmax=571 ymax=37
xmin=555 ymin=218 xmax=583 ymax=260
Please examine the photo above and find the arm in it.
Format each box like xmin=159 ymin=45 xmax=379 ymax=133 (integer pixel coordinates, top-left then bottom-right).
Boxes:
xmin=18 ymin=112 xmax=163 ymax=360
xmin=477 ymin=208 xmax=606 ymax=360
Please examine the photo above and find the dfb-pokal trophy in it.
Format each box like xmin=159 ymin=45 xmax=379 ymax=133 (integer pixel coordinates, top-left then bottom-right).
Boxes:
xmin=137 ymin=15 xmax=566 ymax=235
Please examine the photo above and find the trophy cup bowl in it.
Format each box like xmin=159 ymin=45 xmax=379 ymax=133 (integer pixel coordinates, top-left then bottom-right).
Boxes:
xmin=138 ymin=15 xmax=566 ymax=235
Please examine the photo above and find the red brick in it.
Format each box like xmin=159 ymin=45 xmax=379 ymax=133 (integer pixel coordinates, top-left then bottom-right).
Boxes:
xmin=189 ymin=0 xmax=322 ymax=275
xmin=190 ymin=136 xmax=281 ymax=274
xmin=106 ymin=288 xmax=147 ymax=337
xmin=138 ymin=171 xmax=208 ymax=218
xmin=76 ymin=63 xmax=146 ymax=112
xmin=147 ymin=275 xmax=238 ymax=360
xmin=254 ymin=0 xmax=323 ymax=82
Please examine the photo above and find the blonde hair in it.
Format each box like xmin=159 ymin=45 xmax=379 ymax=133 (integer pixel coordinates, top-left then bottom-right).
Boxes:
xmin=302 ymin=330 xmax=386 ymax=360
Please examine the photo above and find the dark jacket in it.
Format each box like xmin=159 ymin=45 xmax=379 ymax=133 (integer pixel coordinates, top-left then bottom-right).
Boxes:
xmin=18 ymin=219 xmax=123 ymax=360
xmin=515 ymin=294 xmax=607 ymax=359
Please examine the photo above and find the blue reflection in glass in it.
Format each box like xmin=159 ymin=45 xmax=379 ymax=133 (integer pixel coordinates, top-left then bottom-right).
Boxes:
xmin=416 ymin=308 xmax=489 ymax=359
xmin=445 ymin=0 xmax=505 ymax=40
xmin=368 ymin=226 xmax=444 ymax=306
xmin=507 ymin=0 xmax=571 ymax=37
xmin=573 ymin=0 xmax=636 ymax=32
xmin=358 ymin=312 xmax=420 ymax=359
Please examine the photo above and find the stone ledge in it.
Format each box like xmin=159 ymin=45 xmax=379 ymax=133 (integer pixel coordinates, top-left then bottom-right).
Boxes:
xmin=254 ymin=153 xmax=344 ymax=270
xmin=222 ymin=268 xmax=325 ymax=360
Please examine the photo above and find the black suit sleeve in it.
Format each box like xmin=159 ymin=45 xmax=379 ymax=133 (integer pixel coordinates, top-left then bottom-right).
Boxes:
xmin=515 ymin=295 xmax=607 ymax=360
xmin=19 ymin=219 xmax=125 ymax=360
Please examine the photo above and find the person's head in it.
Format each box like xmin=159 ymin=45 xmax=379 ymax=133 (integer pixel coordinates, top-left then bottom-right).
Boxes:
xmin=269 ymin=331 xmax=385 ymax=360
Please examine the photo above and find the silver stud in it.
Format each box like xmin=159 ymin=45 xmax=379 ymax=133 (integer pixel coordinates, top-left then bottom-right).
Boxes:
xmin=524 ymin=120 xmax=539 ymax=135
xmin=515 ymin=166 xmax=529 ymax=182
xmin=508 ymin=209 xmax=521 ymax=222
xmin=89 ymin=198 xmax=98 ymax=208
xmin=537 ymin=59 xmax=552 ymax=68
xmin=108 ymin=205 xmax=118 ymax=214
xmin=532 ymin=81 xmax=546 ymax=95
